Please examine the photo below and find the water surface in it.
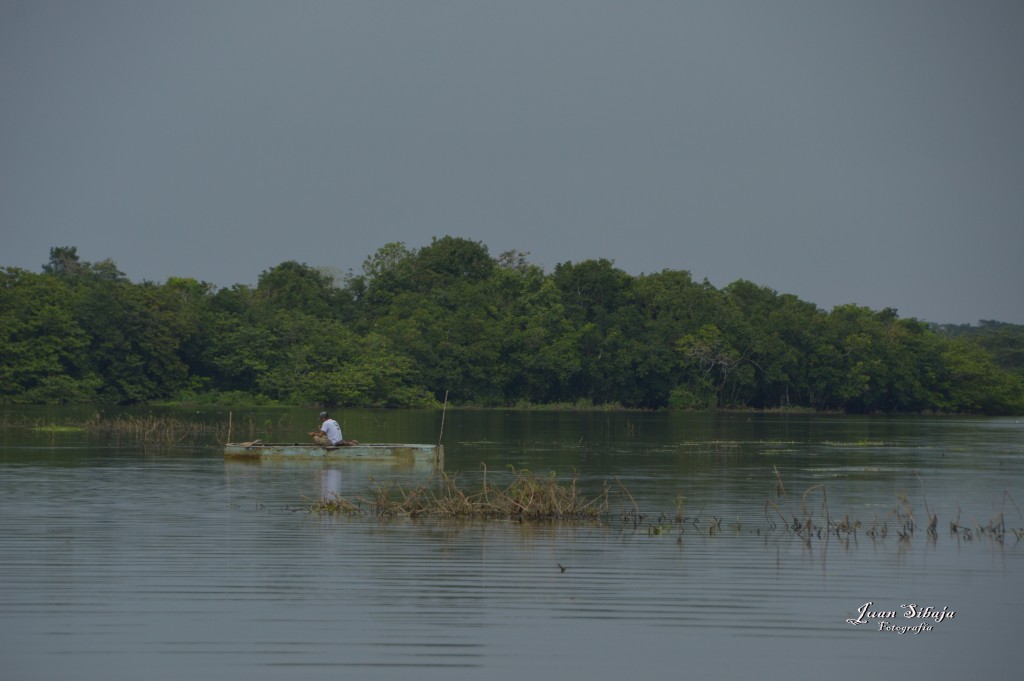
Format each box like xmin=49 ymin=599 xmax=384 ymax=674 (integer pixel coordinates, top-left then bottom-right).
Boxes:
xmin=1 ymin=409 xmax=1021 ymax=680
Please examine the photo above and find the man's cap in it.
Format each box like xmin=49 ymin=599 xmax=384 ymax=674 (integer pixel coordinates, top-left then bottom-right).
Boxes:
xmin=319 ymin=411 xmax=328 ymax=419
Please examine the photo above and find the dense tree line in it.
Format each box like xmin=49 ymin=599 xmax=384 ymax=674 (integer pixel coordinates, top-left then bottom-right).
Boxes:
xmin=2 ymin=240 xmax=1022 ymax=414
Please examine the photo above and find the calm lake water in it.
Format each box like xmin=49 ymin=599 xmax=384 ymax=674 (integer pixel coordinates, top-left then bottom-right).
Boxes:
xmin=1 ymin=407 xmax=1022 ymax=680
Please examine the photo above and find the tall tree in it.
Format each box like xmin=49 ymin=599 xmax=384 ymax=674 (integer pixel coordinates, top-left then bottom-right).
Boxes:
xmin=0 ymin=268 xmax=98 ymax=402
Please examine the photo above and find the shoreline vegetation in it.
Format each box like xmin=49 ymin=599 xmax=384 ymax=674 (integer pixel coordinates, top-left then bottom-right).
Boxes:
xmin=149 ymin=391 xmax=830 ymax=413
xmin=0 ymin=404 xmax=1005 ymax=447
xmin=1 ymin=414 xmax=230 ymax=444
xmin=307 ymin=468 xmax=1024 ymax=546
xmin=2 ymin=241 xmax=1023 ymax=415
xmin=159 ymin=397 xmax=1009 ymax=416
xmin=156 ymin=394 xmax=832 ymax=414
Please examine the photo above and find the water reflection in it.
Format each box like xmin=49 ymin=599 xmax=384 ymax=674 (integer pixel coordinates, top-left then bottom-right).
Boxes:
xmin=320 ymin=468 xmax=341 ymax=498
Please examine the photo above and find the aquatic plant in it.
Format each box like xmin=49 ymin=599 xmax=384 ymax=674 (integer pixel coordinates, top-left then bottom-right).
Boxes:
xmin=1 ymin=411 xmax=291 ymax=445
xmin=306 ymin=464 xmax=1024 ymax=550
xmin=78 ymin=414 xmax=223 ymax=443
xmin=31 ymin=425 xmax=86 ymax=433
xmin=310 ymin=467 xmax=609 ymax=521
xmin=308 ymin=495 xmax=361 ymax=515
xmin=2 ymin=413 xmax=228 ymax=444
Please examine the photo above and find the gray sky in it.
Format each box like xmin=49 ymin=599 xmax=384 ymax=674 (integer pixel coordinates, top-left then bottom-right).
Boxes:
xmin=3 ymin=1 xmax=1022 ymax=325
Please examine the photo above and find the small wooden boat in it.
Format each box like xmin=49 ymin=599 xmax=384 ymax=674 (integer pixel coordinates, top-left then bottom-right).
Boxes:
xmin=224 ymin=441 xmax=443 ymax=466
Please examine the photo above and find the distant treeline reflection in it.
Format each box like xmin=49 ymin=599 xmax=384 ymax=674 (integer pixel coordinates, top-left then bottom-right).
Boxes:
xmin=2 ymin=240 xmax=1022 ymax=414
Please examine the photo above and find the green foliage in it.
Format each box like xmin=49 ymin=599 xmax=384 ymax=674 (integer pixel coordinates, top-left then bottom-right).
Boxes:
xmin=0 ymin=268 xmax=99 ymax=402
xmin=937 ymin=339 xmax=1024 ymax=414
xmin=936 ymin=320 xmax=1024 ymax=379
xmin=42 ymin=246 xmax=84 ymax=276
xmin=2 ymin=243 xmax=1022 ymax=414
xmin=256 ymin=261 xmax=346 ymax=317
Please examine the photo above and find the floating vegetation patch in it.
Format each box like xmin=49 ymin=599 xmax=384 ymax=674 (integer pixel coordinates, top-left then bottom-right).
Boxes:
xmin=30 ymin=425 xmax=86 ymax=433
xmin=307 ymin=464 xmax=1024 ymax=549
xmin=822 ymin=440 xmax=897 ymax=447
xmin=310 ymin=467 xmax=609 ymax=521
xmin=677 ymin=440 xmax=802 ymax=455
xmin=677 ymin=440 xmax=744 ymax=449
xmin=1 ymin=415 xmax=99 ymax=434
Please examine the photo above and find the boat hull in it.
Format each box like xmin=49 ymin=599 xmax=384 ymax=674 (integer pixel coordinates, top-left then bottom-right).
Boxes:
xmin=224 ymin=442 xmax=443 ymax=466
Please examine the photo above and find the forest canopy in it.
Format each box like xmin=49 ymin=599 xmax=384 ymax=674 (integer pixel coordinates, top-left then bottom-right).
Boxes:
xmin=2 ymin=240 xmax=1022 ymax=414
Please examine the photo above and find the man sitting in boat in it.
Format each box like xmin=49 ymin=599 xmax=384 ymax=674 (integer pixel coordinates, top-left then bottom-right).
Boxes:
xmin=310 ymin=411 xmax=346 ymax=447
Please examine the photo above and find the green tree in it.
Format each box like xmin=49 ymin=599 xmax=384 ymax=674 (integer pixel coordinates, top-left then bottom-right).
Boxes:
xmin=41 ymin=246 xmax=85 ymax=277
xmin=0 ymin=268 xmax=99 ymax=402
xmin=936 ymin=339 xmax=1024 ymax=414
xmin=74 ymin=277 xmax=189 ymax=403
xmin=5 ymin=241 xmax=1022 ymax=414
xmin=256 ymin=261 xmax=347 ymax=318
xmin=676 ymin=324 xmax=746 ymax=408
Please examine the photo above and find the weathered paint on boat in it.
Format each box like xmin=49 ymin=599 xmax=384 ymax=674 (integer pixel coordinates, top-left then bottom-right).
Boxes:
xmin=224 ymin=442 xmax=443 ymax=466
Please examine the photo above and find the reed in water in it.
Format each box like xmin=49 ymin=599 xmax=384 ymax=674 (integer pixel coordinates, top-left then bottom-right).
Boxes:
xmin=4 ymin=413 xmax=226 ymax=443
xmin=3 ymin=411 xmax=286 ymax=444
xmin=311 ymin=467 xmax=609 ymax=521
xmin=309 ymin=466 xmax=1022 ymax=547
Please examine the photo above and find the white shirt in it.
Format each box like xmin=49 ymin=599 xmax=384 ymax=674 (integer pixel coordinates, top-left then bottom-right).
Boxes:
xmin=320 ymin=419 xmax=343 ymax=445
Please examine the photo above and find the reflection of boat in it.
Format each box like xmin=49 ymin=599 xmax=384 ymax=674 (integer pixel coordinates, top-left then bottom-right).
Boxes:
xmin=224 ymin=441 xmax=443 ymax=466
xmin=224 ymin=456 xmax=439 ymax=476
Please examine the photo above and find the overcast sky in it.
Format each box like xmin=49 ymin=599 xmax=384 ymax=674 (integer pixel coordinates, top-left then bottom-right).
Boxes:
xmin=2 ymin=1 xmax=1022 ymax=324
